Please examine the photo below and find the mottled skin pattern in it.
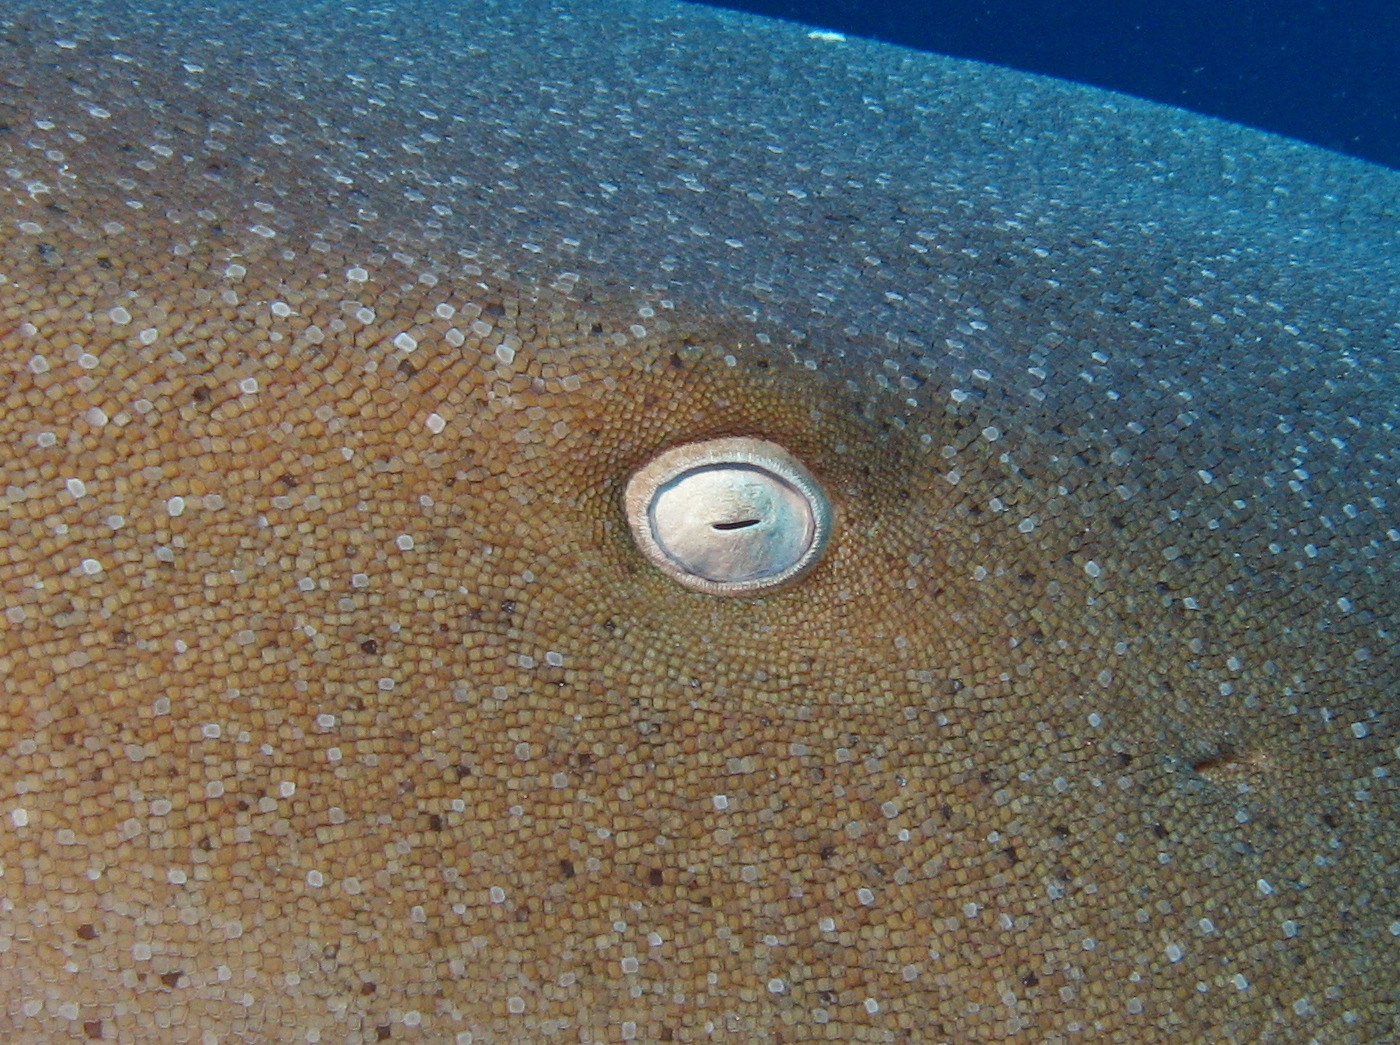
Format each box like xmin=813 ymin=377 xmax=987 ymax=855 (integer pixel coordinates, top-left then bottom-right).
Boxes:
xmin=1 ymin=1 xmax=1398 ymax=1044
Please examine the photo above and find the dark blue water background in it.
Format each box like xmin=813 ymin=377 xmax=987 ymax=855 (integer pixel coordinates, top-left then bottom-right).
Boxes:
xmin=699 ymin=0 xmax=1400 ymax=171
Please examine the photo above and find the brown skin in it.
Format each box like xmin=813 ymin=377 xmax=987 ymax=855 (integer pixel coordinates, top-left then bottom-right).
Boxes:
xmin=0 ymin=12 xmax=1395 ymax=1041
xmin=1 ymin=199 xmax=1394 ymax=1044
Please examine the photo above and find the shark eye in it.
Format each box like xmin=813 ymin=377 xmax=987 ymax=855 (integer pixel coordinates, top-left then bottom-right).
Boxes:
xmin=624 ymin=437 xmax=832 ymax=595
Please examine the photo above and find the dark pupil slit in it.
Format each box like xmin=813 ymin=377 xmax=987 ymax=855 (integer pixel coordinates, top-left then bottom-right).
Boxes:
xmin=713 ymin=519 xmax=761 ymax=531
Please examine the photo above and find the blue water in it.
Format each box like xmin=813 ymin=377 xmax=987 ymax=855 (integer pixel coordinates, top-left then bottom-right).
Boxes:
xmin=701 ymin=0 xmax=1400 ymax=171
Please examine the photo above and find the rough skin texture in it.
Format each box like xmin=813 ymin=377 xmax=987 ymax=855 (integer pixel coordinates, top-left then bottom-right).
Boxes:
xmin=0 ymin=1 xmax=1397 ymax=1043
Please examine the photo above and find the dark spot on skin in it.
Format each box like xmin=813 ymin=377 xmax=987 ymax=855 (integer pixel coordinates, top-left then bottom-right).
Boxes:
xmin=559 ymin=859 xmax=575 ymax=879
xmin=501 ymin=600 xmax=516 ymax=615
xmin=361 ymin=981 xmax=377 ymax=995
xmin=191 ymin=386 xmax=209 ymax=403
xmin=1322 ymin=813 xmax=1337 ymax=829
xmin=1117 ymin=752 xmax=1134 ymax=767
xmin=1190 ymin=745 xmax=1238 ymax=776
xmin=426 ymin=814 xmax=443 ymax=832
xmin=1022 ymin=972 xmax=1039 ymax=988
xmin=1002 ymin=846 xmax=1018 ymax=866
xmin=361 ymin=639 xmax=378 ymax=655
xmin=1051 ymin=824 xmax=1070 ymax=839
xmin=235 ymin=799 xmax=249 ymax=811
xmin=76 ymin=923 xmax=98 ymax=940
xmin=819 ymin=844 xmax=837 ymax=861
xmin=376 ymin=1025 xmax=391 ymax=1041
xmin=84 ymin=1020 xmax=104 ymax=1039
xmin=647 ymin=867 xmax=664 ymax=887
xmin=397 ymin=358 xmax=416 ymax=378
xmin=979 ymin=769 xmax=994 ymax=785
xmin=669 ymin=352 xmax=684 ymax=369
xmin=159 ymin=971 xmax=183 ymax=988
xmin=590 ymin=323 xmax=603 ymax=334
xmin=1152 ymin=823 xmax=1169 ymax=840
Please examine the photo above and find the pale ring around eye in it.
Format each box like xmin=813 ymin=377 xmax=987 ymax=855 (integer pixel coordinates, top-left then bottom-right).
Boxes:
xmin=623 ymin=437 xmax=832 ymax=596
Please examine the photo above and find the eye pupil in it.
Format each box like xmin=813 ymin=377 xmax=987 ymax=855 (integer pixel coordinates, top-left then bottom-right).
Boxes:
xmin=712 ymin=519 xmax=761 ymax=531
